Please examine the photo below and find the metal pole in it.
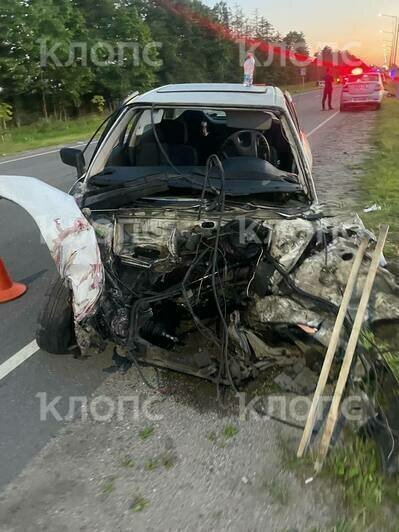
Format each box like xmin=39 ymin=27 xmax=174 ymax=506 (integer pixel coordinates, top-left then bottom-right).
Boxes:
xmin=390 ymin=40 xmax=394 ymax=68
xmin=383 ymin=40 xmax=393 ymax=67
xmin=387 ymin=29 xmax=395 ymax=67
xmin=379 ymin=14 xmax=398 ymax=68
xmin=384 ymin=45 xmax=392 ymax=68
xmin=390 ymin=22 xmax=396 ymax=67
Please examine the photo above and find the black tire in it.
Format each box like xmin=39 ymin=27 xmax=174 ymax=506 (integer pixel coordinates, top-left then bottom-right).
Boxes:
xmin=36 ymin=275 xmax=76 ymax=354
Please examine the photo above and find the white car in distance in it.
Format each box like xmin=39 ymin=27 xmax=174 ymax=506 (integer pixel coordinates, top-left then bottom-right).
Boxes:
xmin=340 ymin=72 xmax=384 ymax=111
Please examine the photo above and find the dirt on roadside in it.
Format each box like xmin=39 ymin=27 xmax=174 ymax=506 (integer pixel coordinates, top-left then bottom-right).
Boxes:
xmin=0 ymin=366 xmax=341 ymax=532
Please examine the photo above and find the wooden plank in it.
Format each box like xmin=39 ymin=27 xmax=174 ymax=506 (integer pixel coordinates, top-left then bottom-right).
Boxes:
xmin=297 ymin=237 xmax=369 ymax=458
xmin=314 ymin=225 xmax=389 ymax=472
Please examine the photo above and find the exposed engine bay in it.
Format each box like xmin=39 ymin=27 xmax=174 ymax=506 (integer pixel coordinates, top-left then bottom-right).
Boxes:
xmin=79 ymin=200 xmax=399 ymax=386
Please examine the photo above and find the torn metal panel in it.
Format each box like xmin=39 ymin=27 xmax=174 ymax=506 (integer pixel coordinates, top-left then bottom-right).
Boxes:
xmin=292 ymin=236 xmax=399 ymax=322
xmin=0 ymin=176 xmax=103 ymax=321
xmin=268 ymin=218 xmax=315 ymax=280
xmin=247 ymin=294 xmax=322 ymax=325
xmin=246 ymin=214 xmax=399 ymax=350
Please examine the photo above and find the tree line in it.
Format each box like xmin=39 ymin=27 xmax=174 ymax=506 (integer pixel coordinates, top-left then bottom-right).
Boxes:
xmin=0 ymin=0 xmax=314 ymax=125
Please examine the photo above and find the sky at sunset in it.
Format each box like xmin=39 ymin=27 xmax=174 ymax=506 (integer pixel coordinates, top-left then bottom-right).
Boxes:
xmin=207 ymin=0 xmax=398 ymax=65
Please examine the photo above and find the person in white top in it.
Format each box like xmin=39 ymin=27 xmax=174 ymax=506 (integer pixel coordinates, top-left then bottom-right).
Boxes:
xmin=243 ymin=52 xmax=255 ymax=87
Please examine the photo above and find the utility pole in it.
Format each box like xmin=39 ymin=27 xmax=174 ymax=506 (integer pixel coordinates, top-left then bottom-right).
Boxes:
xmin=394 ymin=17 xmax=399 ymax=66
xmin=383 ymin=40 xmax=393 ymax=68
xmin=379 ymin=13 xmax=398 ymax=67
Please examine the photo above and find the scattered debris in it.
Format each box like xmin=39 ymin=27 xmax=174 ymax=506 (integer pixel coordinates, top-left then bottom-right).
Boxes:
xmin=293 ymin=367 xmax=319 ymax=395
xmin=363 ymin=203 xmax=382 ymax=213
xmin=274 ymin=373 xmax=301 ymax=394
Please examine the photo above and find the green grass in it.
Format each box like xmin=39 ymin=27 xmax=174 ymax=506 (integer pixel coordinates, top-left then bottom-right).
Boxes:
xmin=360 ymin=99 xmax=399 ymax=257
xmin=325 ymin=437 xmax=383 ymax=512
xmin=144 ymin=457 xmax=160 ymax=471
xmin=322 ymin=435 xmax=399 ymax=529
xmin=206 ymin=425 xmax=239 ymax=447
xmin=361 ymin=328 xmax=399 ymax=385
xmin=277 ymin=431 xmax=396 ymax=528
xmin=161 ymin=450 xmax=176 ymax=470
xmin=102 ymin=476 xmax=117 ymax=494
xmin=143 ymin=450 xmax=176 ymax=471
xmin=222 ymin=424 xmax=239 ymax=439
xmin=130 ymin=495 xmax=150 ymax=512
xmin=119 ymin=455 xmax=135 ymax=468
xmin=0 ymin=114 xmax=104 ymax=157
xmin=280 ymin=81 xmax=319 ymax=94
xmin=138 ymin=426 xmax=155 ymax=440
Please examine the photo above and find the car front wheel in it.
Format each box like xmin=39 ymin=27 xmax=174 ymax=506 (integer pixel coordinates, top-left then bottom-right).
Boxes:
xmin=36 ymin=275 xmax=76 ymax=354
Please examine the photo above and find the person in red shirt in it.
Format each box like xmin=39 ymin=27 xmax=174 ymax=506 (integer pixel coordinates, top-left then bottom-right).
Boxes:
xmin=322 ymin=69 xmax=334 ymax=110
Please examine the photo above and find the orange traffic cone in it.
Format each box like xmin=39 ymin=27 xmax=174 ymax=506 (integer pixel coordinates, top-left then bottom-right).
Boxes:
xmin=0 ymin=259 xmax=27 ymax=303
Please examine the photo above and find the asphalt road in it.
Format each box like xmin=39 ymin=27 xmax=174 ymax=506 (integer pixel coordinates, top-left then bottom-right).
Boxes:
xmin=0 ymin=87 xmax=344 ymax=490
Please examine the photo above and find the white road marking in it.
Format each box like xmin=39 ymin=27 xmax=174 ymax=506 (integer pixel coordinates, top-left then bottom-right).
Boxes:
xmin=0 ymin=340 xmax=39 ymax=382
xmin=307 ymin=111 xmax=340 ymax=137
xmin=0 ymin=148 xmax=64 ymax=165
xmin=0 ymin=141 xmax=97 ymax=166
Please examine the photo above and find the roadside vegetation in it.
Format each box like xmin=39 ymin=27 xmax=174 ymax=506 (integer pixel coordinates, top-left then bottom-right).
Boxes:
xmin=1 ymin=0 xmax=355 ymax=157
xmin=283 ymin=433 xmax=397 ymax=529
xmin=280 ymin=81 xmax=319 ymax=94
xmin=324 ymin=437 xmax=394 ymax=529
xmin=361 ymin=98 xmax=399 ymax=257
xmin=1 ymin=0 xmax=312 ymax=125
xmin=0 ymin=114 xmax=104 ymax=156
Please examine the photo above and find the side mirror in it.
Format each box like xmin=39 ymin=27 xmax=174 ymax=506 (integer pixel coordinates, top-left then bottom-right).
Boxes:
xmin=60 ymin=148 xmax=85 ymax=178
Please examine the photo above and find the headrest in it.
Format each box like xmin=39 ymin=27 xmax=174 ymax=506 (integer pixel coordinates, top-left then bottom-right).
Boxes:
xmin=159 ymin=120 xmax=188 ymax=144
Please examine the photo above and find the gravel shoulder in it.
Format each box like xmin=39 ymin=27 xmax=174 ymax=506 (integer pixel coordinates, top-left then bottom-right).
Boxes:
xmin=0 ymin=367 xmax=340 ymax=532
xmin=311 ymin=108 xmax=377 ymax=208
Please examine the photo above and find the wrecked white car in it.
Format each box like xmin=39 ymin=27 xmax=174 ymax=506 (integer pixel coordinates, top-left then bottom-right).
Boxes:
xmin=1 ymin=83 xmax=399 ymax=387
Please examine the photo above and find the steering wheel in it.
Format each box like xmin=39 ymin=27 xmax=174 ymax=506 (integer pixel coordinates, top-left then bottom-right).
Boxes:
xmin=219 ymin=129 xmax=271 ymax=161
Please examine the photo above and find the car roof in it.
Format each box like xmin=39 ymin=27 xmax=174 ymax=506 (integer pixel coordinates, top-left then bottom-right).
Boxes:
xmin=125 ymin=83 xmax=287 ymax=109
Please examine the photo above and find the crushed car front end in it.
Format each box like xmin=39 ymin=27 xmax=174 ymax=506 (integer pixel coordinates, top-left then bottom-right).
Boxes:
xmin=1 ymin=84 xmax=399 ymax=388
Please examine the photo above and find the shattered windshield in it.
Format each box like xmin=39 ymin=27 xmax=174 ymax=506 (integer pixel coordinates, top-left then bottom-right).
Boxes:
xmin=87 ymin=106 xmax=304 ymax=205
